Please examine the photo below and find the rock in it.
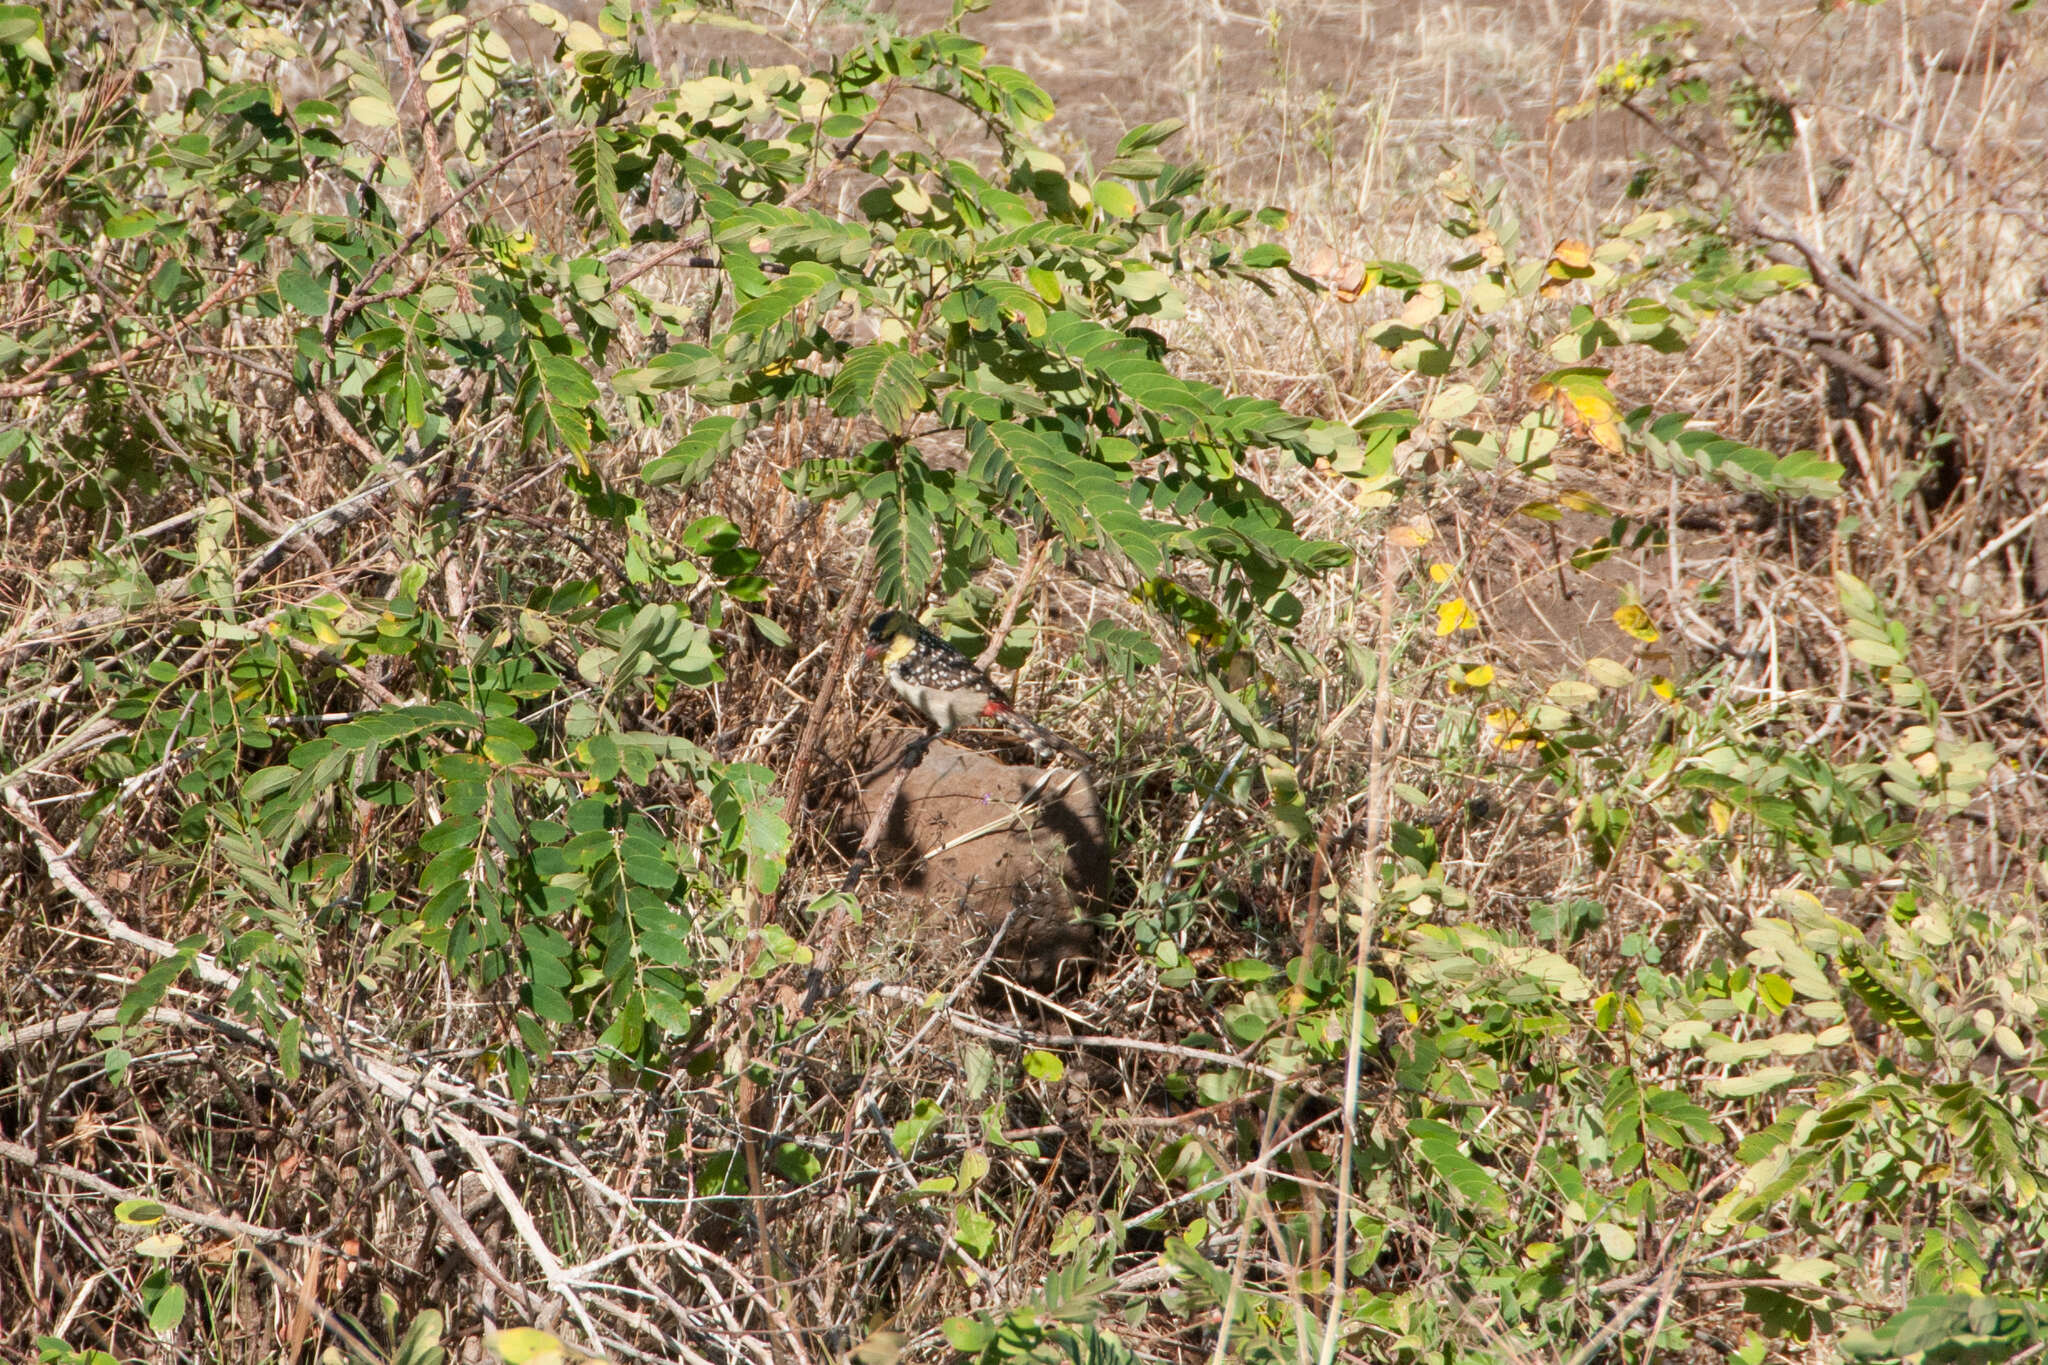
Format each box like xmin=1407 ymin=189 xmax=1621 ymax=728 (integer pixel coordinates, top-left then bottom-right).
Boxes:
xmin=849 ymin=728 xmax=1103 ymax=993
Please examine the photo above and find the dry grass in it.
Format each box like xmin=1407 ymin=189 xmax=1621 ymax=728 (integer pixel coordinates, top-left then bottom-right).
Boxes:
xmin=5 ymin=1 xmax=2048 ymax=1363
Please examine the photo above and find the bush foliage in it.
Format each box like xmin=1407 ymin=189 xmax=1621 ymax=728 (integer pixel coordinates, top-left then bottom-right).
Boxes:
xmin=4 ymin=1 xmax=2045 ymax=1363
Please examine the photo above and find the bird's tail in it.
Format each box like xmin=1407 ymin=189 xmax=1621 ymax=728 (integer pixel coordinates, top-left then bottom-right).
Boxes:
xmin=995 ymin=707 xmax=1094 ymax=770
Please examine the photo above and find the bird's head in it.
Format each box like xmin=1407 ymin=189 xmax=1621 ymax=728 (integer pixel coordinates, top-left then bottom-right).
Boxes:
xmin=865 ymin=610 xmax=919 ymax=662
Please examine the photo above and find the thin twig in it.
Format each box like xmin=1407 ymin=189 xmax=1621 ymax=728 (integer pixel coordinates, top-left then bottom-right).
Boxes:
xmin=974 ymin=539 xmax=1053 ymax=671
xmin=0 ymin=1136 xmax=331 ymax=1250
xmin=1562 ymin=1262 xmax=1684 ymax=1365
xmin=1315 ymin=533 xmax=1399 ymax=1365
xmin=857 ymin=982 xmax=1311 ymax=1087
xmin=773 ymin=545 xmax=878 ymax=851
xmin=885 ymin=908 xmax=1020 ymax=1069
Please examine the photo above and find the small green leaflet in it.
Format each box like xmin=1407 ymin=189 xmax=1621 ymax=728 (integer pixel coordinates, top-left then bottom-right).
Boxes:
xmin=643 ymin=415 xmax=740 ymax=487
xmin=522 ymin=345 xmax=599 ymax=453
xmin=831 ymin=344 xmax=931 ymax=435
xmin=1837 ymin=943 xmax=1936 ymax=1041
xmin=866 ymin=458 xmax=944 ymax=609
xmin=724 ymin=262 xmax=839 ymax=349
xmin=1408 ymin=1120 xmax=1509 ymax=1217
xmin=571 ymin=132 xmax=624 ymax=237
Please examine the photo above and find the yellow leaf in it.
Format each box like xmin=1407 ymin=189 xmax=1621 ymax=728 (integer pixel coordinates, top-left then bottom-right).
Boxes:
xmin=1550 ymin=238 xmax=1593 ymax=270
xmin=1612 ymin=604 xmax=1660 ymax=643
xmin=1481 ymin=705 xmax=1528 ymax=751
xmin=236 ymin=25 xmax=308 ymax=58
xmin=1584 ymin=656 xmax=1634 ymax=687
xmin=348 ymin=95 xmax=400 ymax=128
xmin=1388 ymin=520 xmax=1434 ymax=548
xmin=1428 ymin=562 xmax=1455 ymax=583
xmin=1568 ymin=389 xmax=1616 ymax=423
xmin=1709 ymin=800 xmax=1732 ymax=834
xmin=1589 ymin=419 xmax=1624 ymax=453
xmin=846 ymin=1330 xmax=908 ymax=1365
xmin=486 ymin=1328 xmax=568 ymax=1365
xmin=1398 ymin=281 xmax=1445 ymax=327
xmin=133 ymin=1232 xmax=186 ymax=1258
xmin=1557 ymin=490 xmax=1612 ymax=514
xmin=1448 ymin=662 xmax=1495 ymax=695
xmin=1648 ymin=674 xmax=1675 ymax=701
xmin=890 ymin=179 xmax=932 ymax=215
xmin=1436 ymin=598 xmax=1478 ymax=635
xmin=114 ymin=1200 xmax=166 ymax=1226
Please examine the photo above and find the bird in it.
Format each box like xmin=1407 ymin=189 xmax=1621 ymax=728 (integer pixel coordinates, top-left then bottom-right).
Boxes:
xmin=864 ymin=610 xmax=1091 ymax=767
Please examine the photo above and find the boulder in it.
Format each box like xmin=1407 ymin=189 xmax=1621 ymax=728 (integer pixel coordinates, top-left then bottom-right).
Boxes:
xmin=848 ymin=729 xmax=1103 ymax=992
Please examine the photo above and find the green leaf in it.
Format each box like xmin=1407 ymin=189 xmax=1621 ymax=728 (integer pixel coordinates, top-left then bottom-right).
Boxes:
xmin=330 ymin=703 xmax=480 ymax=751
xmin=975 ymin=421 xmax=1089 ymax=542
xmin=724 ymin=262 xmax=838 ymax=355
xmin=643 ymin=416 xmax=740 ymax=488
xmin=1092 ymin=181 xmax=1138 ymax=218
xmin=1115 ymin=117 xmax=1184 ymax=155
xmin=1704 ymin=1065 xmax=1800 ymax=1098
xmin=423 ymin=19 xmax=512 ymax=162
xmin=104 ymin=211 xmax=159 ymax=240
xmin=867 ymin=458 xmax=943 ymax=610
xmin=420 ymin=847 xmax=477 ymax=895
xmin=711 ymin=764 xmax=790 ymax=894
xmin=1838 ymin=944 xmax=1935 ymax=1041
xmin=942 ymin=1318 xmax=994 ymax=1353
xmin=891 ymin=1098 xmax=943 ymax=1156
xmin=118 ymin=949 xmax=196 ymax=1029
xmin=1592 ymin=1221 xmax=1637 ymax=1260
xmin=115 ymin=1199 xmax=167 ymax=1226
xmin=148 ymin=1284 xmax=188 ymax=1332
xmin=522 ymin=346 xmax=600 ymax=454
xmin=831 ymin=345 xmax=931 ymax=435
xmin=0 ymin=5 xmax=48 ymax=47
xmin=713 ymin=203 xmax=871 ymax=267
xmin=983 ymin=64 xmax=1053 ymax=122
xmin=277 ymin=266 xmax=328 ymax=316
xmin=954 ymin=1204 xmax=997 ymax=1258
xmin=571 ymin=131 xmax=624 ymax=237
xmin=773 ymin=1142 xmax=822 ymax=1184
xmin=1409 ymin=1130 xmax=1509 ymax=1216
